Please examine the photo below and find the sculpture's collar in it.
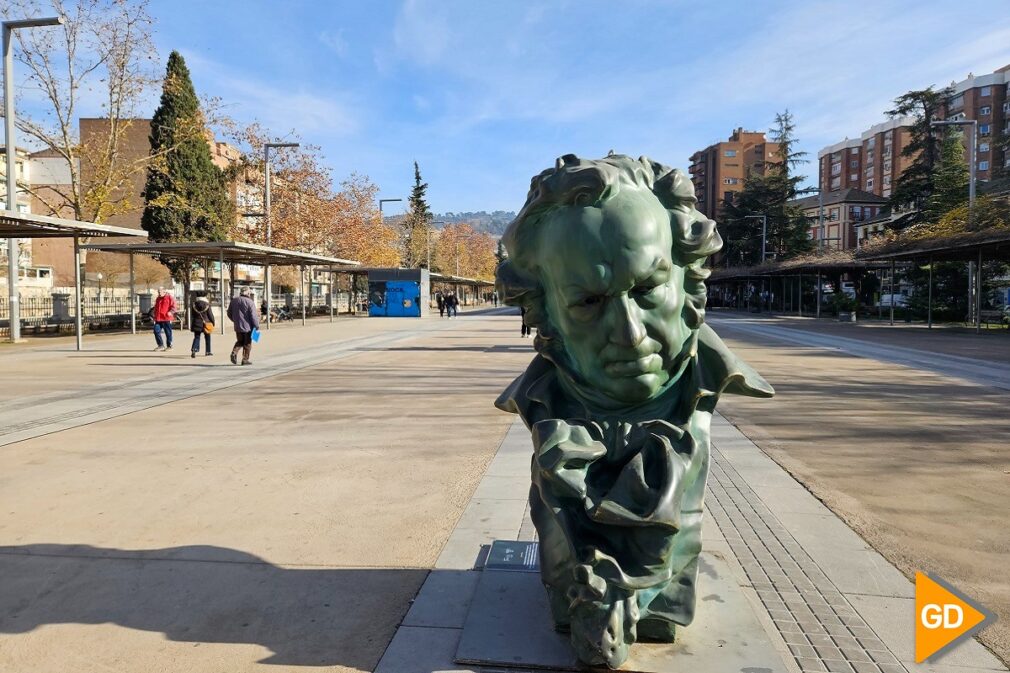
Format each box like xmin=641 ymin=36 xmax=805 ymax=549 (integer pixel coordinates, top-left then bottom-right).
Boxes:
xmin=495 ymin=323 xmax=773 ymax=426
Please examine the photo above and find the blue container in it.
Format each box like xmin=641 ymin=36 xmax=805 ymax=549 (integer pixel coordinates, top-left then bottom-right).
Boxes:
xmin=368 ymin=280 xmax=423 ymax=317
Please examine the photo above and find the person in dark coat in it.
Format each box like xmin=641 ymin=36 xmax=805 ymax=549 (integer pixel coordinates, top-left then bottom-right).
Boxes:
xmin=520 ymin=305 xmax=531 ymax=337
xmin=190 ymin=295 xmax=215 ymax=358
xmin=227 ymin=287 xmax=260 ymax=365
xmin=446 ymin=292 xmax=458 ymax=318
xmin=436 ymin=292 xmax=445 ymax=317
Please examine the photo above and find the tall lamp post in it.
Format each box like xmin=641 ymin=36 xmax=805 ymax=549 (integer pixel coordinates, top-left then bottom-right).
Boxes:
xmin=931 ymin=119 xmax=979 ymax=333
xmin=263 ymin=142 xmax=298 ymax=330
xmin=4 ymin=16 xmax=63 ymax=343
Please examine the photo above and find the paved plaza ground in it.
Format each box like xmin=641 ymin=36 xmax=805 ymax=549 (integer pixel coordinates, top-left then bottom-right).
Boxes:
xmin=0 ymin=308 xmax=1007 ymax=673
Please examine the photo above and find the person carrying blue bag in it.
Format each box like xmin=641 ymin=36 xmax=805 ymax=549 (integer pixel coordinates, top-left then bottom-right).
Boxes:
xmin=227 ymin=287 xmax=260 ymax=365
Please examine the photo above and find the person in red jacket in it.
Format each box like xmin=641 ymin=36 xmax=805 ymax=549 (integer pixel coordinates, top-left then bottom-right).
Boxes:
xmin=151 ymin=287 xmax=177 ymax=351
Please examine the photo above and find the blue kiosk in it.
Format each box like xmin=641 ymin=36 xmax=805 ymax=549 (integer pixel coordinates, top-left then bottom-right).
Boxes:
xmin=367 ymin=268 xmax=431 ymax=317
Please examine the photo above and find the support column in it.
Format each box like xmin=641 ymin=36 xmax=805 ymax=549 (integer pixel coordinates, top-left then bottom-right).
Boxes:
xmin=329 ymin=269 xmax=334 ymax=323
xmin=798 ymin=274 xmax=803 ymax=317
xmin=816 ymin=272 xmax=821 ymax=318
xmin=265 ymin=263 xmax=271 ymax=330
xmin=301 ymin=264 xmax=307 ymax=326
xmin=976 ymin=248 xmax=983 ymax=335
xmin=889 ymin=258 xmax=895 ymax=326
xmin=129 ymin=252 xmax=136 ymax=335
xmin=73 ymin=236 xmax=83 ymax=351
xmin=219 ymin=249 xmax=226 ymax=335
xmin=927 ymin=255 xmax=933 ymax=330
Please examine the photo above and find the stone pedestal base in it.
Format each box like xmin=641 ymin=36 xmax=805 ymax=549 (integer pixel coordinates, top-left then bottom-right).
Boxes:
xmin=455 ymin=549 xmax=790 ymax=672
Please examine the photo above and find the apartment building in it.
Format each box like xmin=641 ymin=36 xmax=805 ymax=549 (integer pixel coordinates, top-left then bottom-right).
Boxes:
xmin=941 ymin=65 xmax=1010 ymax=181
xmin=792 ymin=188 xmax=888 ymax=250
xmin=688 ymin=128 xmax=779 ymax=219
xmin=818 ymin=64 xmax=1010 ymax=200
xmin=1 ymin=146 xmax=53 ymax=289
xmin=818 ymin=117 xmax=916 ymax=199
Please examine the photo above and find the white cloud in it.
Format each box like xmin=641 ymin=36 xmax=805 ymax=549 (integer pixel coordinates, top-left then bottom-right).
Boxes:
xmin=318 ymin=29 xmax=349 ymax=58
xmin=181 ymin=51 xmax=359 ymax=137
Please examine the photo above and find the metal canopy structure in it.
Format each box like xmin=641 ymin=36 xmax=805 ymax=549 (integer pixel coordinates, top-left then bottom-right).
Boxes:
xmin=855 ymin=228 xmax=1010 ymax=332
xmin=0 ymin=210 xmax=148 ymax=239
xmin=1 ymin=211 xmax=148 ymax=346
xmin=81 ymin=240 xmax=361 ymax=340
xmin=81 ymin=240 xmax=359 ymax=267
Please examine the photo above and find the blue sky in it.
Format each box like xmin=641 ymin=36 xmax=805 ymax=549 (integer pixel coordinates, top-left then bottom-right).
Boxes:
xmin=27 ymin=1 xmax=1010 ymax=213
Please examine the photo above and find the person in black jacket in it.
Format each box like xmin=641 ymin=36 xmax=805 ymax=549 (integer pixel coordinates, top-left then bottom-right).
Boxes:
xmin=190 ymin=295 xmax=215 ymax=358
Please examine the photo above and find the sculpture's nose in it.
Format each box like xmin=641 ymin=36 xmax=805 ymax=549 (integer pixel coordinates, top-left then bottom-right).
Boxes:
xmin=608 ymin=295 xmax=646 ymax=348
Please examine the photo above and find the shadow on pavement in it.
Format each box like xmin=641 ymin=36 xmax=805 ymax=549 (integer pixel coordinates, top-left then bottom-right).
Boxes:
xmin=0 ymin=544 xmax=428 ymax=668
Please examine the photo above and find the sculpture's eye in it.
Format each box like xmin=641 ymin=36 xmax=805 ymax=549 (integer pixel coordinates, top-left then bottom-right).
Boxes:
xmin=578 ymin=295 xmax=604 ymax=308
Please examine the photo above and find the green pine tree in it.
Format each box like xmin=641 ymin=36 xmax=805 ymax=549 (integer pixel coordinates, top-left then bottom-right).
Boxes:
xmin=403 ymin=161 xmax=433 ymax=267
xmin=925 ymin=127 xmax=969 ymax=221
xmin=142 ymin=51 xmax=233 ymax=262
xmin=886 ymin=86 xmax=952 ymax=213
xmin=721 ymin=110 xmax=813 ymax=265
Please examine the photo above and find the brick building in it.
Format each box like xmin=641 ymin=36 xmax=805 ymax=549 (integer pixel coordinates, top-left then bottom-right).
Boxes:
xmin=792 ymin=188 xmax=888 ymax=250
xmin=688 ymin=128 xmax=779 ymax=219
xmin=818 ymin=64 xmax=1010 ymax=200
xmin=817 ymin=117 xmax=916 ymax=200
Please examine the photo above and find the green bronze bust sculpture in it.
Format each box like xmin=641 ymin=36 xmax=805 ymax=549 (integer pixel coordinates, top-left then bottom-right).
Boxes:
xmin=495 ymin=154 xmax=774 ymax=668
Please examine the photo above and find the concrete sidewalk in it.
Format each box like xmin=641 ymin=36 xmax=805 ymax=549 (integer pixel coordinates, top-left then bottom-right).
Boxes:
xmin=376 ymin=416 xmax=1007 ymax=673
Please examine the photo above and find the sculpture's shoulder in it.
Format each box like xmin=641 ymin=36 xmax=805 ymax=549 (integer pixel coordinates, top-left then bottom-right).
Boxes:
xmin=495 ymin=354 xmax=563 ymax=426
xmin=696 ymin=323 xmax=774 ymax=401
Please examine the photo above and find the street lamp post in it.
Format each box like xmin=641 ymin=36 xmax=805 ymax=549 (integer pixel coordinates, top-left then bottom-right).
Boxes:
xmin=931 ymin=119 xmax=979 ymax=332
xmin=263 ymin=142 xmax=298 ymax=330
xmin=378 ymin=198 xmax=402 ymax=215
xmin=4 ymin=16 xmax=63 ymax=343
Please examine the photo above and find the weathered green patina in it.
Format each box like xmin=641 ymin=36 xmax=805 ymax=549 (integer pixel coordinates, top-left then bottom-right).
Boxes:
xmin=495 ymin=154 xmax=774 ymax=668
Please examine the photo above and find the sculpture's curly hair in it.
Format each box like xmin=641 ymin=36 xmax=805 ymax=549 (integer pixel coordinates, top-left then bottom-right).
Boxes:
xmin=496 ymin=153 xmax=722 ymax=359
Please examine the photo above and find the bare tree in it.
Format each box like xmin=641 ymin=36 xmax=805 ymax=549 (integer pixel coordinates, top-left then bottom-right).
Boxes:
xmin=3 ymin=0 xmax=157 ymax=223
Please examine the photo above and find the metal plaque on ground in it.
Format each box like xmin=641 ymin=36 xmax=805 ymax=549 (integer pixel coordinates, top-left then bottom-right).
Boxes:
xmin=484 ymin=540 xmax=539 ymax=572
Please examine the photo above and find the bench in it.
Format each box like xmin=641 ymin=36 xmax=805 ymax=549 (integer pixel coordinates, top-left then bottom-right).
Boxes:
xmin=979 ymin=309 xmax=1008 ymax=328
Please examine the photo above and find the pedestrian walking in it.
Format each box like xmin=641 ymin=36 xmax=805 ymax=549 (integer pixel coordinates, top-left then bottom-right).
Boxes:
xmin=520 ymin=306 xmax=531 ymax=338
xmin=437 ymin=292 xmax=445 ymax=318
xmin=190 ymin=294 xmax=215 ymax=358
xmin=227 ymin=287 xmax=260 ymax=365
xmin=152 ymin=287 xmax=176 ymax=351
xmin=446 ymin=293 xmax=458 ymax=318
xmin=492 ymin=291 xmax=499 ymax=307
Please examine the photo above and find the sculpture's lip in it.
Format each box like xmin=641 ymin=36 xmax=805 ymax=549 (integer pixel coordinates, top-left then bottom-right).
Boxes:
xmin=602 ymin=353 xmax=662 ymax=377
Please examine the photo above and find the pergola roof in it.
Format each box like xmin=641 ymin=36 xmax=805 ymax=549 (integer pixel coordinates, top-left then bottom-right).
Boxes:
xmin=347 ymin=267 xmax=495 ymax=286
xmin=80 ymin=240 xmax=360 ymax=267
xmin=710 ymin=250 xmax=890 ymax=282
xmin=855 ymin=227 xmax=1010 ymax=262
xmin=0 ymin=210 xmax=149 ymax=239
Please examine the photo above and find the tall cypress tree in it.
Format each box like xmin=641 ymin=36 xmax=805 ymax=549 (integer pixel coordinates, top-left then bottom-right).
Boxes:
xmin=721 ymin=110 xmax=813 ymax=265
xmin=142 ymin=51 xmax=232 ymax=252
xmin=925 ymin=127 xmax=969 ymax=221
xmin=403 ymin=161 xmax=433 ymax=267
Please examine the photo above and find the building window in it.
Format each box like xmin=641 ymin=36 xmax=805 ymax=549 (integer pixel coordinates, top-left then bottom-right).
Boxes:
xmin=723 ymin=177 xmax=739 ymax=185
xmin=979 ymin=142 xmax=990 ymax=153
xmin=867 ymin=138 xmax=876 ymax=149
xmin=883 ymin=188 xmax=891 ymax=198
xmin=949 ymin=94 xmax=964 ymax=109
xmin=724 ymin=191 xmax=734 ymax=202
xmin=1004 ymin=101 xmax=1010 ymax=113
xmin=849 ymin=159 xmax=858 ymax=168
xmin=830 ymin=176 xmax=841 ymax=189
xmin=883 ymin=175 xmax=891 ymax=187
xmin=884 ymin=160 xmax=891 ymax=173
xmin=866 ymin=165 xmax=874 ymax=177
xmin=980 ymin=124 xmax=990 ymax=135
xmin=947 ymin=112 xmax=965 ymax=122
xmin=980 ymin=86 xmax=991 ymax=96
xmin=867 ymin=150 xmax=874 ymax=161
xmin=980 ymin=105 xmax=991 ymax=116
xmin=829 ymin=207 xmax=839 ymax=221
xmin=850 ymin=147 xmax=860 ymax=155
xmin=849 ymin=173 xmax=858 ymax=182
xmin=831 ymin=163 xmax=841 ymax=175
xmin=724 ymin=149 xmax=737 ymax=157
xmin=866 ymin=178 xmax=874 ymax=189
xmin=979 ymin=160 xmax=989 ymax=170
